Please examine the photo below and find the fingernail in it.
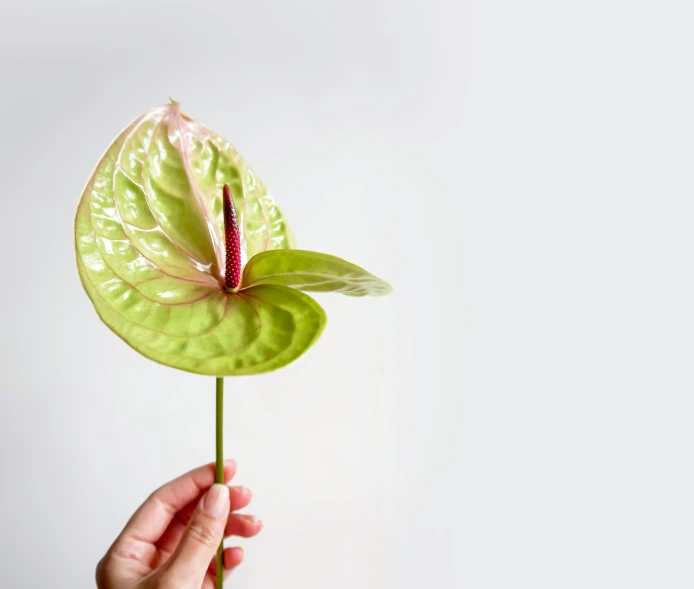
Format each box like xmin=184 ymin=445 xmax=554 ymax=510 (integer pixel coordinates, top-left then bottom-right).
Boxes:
xmin=203 ymin=484 xmax=229 ymax=518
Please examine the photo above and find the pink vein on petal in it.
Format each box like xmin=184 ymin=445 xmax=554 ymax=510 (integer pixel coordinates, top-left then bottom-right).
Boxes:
xmin=81 ymin=208 xmax=230 ymax=335
xmin=82 ymin=107 xmax=219 ymax=316
xmin=106 ymin=109 xmax=216 ymax=287
xmin=79 ymin=245 xmax=231 ymax=340
xmin=87 ymin=210 xmax=216 ymax=308
xmin=182 ymin=115 xmax=256 ymax=258
xmin=137 ymin=109 xmax=217 ymax=273
xmin=172 ymin=108 xmax=224 ymax=279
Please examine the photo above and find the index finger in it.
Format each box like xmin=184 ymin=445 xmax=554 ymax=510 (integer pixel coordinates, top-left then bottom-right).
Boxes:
xmin=117 ymin=460 xmax=237 ymax=546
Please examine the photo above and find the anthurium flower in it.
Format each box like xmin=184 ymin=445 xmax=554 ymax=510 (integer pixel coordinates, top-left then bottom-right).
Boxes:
xmin=75 ymin=103 xmax=391 ymax=375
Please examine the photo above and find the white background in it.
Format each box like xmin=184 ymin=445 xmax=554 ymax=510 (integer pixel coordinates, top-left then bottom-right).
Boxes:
xmin=1 ymin=0 xmax=693 ymax=587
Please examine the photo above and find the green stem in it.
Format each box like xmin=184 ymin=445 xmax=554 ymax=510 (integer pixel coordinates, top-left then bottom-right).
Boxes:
xmin=215 ymin=377 xmax=224 ymax=589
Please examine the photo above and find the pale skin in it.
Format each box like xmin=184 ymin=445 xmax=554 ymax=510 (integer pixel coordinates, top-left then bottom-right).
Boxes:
xmin=96 ymin=460 xmax=263 ymax=589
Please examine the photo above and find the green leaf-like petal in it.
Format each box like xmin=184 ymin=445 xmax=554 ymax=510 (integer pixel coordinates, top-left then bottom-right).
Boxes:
xmin=75 ymin=104 xmax=320 ymax=376
xmin=241 ymin=250 xmax=392 ymax=297
xmin=77 ymin=206 xmax=325 ymax=374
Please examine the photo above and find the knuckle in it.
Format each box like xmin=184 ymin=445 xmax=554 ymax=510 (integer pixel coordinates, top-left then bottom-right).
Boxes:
xmin=95 ymin=557 xmax=106 ymax=586
xmin=95 ymin=553 xmax=118 ymax=587
xmin=157 ymin=568 xmax=194 ymax=589
xmin=186 ymin=518 xmax=219 ymax=548
xmin=155 ymin=565 xmax=201 ymax=589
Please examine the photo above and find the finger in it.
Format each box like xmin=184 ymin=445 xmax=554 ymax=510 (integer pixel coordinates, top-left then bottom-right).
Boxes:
xmin=176 ymin=486 xmax=252 ymax=525
xmin=204 ymin=547 xmax=244 ymax=588
xmin=208 ymin=546 xmax=244 ymax=576
xmin=224 ymin=514 xmax=264 ymax=538
xmin=156 ymin=486 xmax=252 ymax=562
xmin=118 ymin=460 xmax=236 ymax=546
xmin=224 ymin=546 xmax=245 ymax=573
xmin=160 ymin=484 xmax=229 ymax=588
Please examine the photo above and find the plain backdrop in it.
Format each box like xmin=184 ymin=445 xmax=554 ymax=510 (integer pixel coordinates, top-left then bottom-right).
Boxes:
xmin=1 ymin=0 xmax=693 ymax=587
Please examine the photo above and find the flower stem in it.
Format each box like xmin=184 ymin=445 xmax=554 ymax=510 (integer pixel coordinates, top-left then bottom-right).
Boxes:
xmin=215 ymin=377 xmax=224 ymax=588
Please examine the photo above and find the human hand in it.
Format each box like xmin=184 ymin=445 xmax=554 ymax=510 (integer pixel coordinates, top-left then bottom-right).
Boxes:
xmin=96 ymin=460 xmax=263 ymax=588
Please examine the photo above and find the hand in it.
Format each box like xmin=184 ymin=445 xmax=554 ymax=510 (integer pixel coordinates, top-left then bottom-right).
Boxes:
xmin=96 ymin=460 xmax=263 ymax=588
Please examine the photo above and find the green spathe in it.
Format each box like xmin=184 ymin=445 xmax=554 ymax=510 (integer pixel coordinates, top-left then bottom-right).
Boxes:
xmin=243 ymin=250 xmax=392 ymax=296
xmin=75 ymin=103 xmax=390 ymax=375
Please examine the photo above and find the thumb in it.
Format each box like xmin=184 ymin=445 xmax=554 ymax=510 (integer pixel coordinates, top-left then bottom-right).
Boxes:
xmin=161 ymin=484 xmax=229 ymax=588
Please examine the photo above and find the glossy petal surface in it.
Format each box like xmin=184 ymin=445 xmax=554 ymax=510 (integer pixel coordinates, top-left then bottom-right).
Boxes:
xmin=241 ymin=250 xmax=392 ymax=296
xmin=74 ymin=104 xmax=325 ymax=376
